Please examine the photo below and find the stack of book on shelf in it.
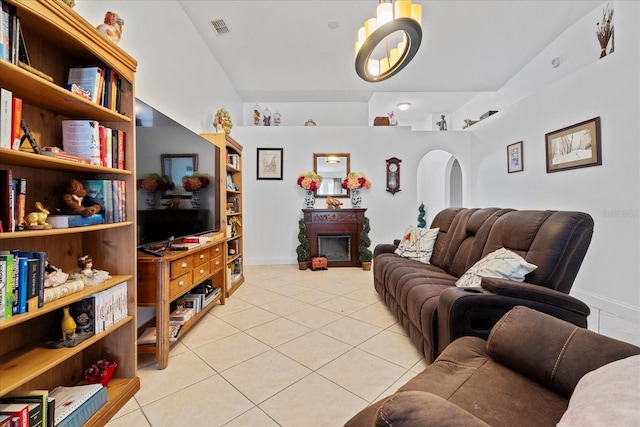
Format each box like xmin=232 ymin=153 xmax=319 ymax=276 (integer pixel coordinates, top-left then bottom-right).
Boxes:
xmin=0 ymin=389 xmax=52 ymax=427
xmin=138 ymin=322 xmax=183 ymax=345
xmin=49 ymin=384 xmax=107 ymax=427
xmin=226 ymin=151 xmax=240 ymax=169
xmin=0 ymin=87 xmax=23 ymax=151
xmin=66 ymin=66 xmax=122 ymax=112
xmin=0 ymin=250 xmax=46 ymax=319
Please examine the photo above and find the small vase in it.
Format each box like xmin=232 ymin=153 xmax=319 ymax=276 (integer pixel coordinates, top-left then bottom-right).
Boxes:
xmin=304 ymin=190 xmax=315 ymax=208
xmin=191 ymin=189 xmax=201 ymax=208
xmin=143 ymin=190 xmax=158 ymax=210
xmin=351 ymin=189 xmax=362 ymax=208
xmin=86 ymin=365 xmax=116 ymax=387
xmin=361 ymin=261 xmax=372 ymax=271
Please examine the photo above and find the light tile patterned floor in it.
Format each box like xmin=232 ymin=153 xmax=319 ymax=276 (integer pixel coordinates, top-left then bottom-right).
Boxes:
xmin=106 ymin=264 xmax=640 ymax=426
xmin=106 ymin=265 xmax=423 ymax=427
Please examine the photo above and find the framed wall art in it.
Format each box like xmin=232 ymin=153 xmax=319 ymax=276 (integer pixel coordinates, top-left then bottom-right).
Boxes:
xmin=256 ymin=147 xmax=283 ymax=180
xmin=507 ymin=141 xmax=523 ymax=173
xmin=545 ymin=117 xmax=601 ymax=173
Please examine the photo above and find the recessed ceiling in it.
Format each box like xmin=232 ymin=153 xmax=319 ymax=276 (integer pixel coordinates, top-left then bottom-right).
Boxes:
xmin=178 ymin=0 xmax=602 ymax=116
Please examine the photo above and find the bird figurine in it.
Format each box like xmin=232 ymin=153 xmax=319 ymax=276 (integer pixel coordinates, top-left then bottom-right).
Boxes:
xmin=162 ymin=196 xmax=181 ymax=209
xmin=61 ymin=306 xmax=77 ymax=341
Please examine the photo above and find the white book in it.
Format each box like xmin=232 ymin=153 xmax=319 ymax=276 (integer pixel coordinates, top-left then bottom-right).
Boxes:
xmin=0 ymin=88 xmax=11 ymax=149
xmin=62 ymin=120 xmax=100 ymax=165
xmin=49 ymin=383 xmax=104 ymax=426
xmin=67 ymin=66 xmax=102 ymax=103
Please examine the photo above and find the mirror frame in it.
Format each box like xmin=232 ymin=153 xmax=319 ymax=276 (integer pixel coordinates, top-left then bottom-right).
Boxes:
xmin=161 ymin=153 xmax=198 ymax=196
xmin=313 ymin=153 xmax=350 ymax=198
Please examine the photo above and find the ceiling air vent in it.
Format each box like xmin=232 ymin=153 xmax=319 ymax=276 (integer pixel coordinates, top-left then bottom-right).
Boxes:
xmin=209 ymin=19 xmax=229 ymax=35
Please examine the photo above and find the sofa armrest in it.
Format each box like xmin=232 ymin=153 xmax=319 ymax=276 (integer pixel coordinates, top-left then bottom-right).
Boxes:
xmin=344 ymin=391 xmax=491 ymax=427
xmin=436 ymin=283 xmax=590 ymax=356
xmin=480 ymin=277 xmax=590 ymax=315
xmin=374 ymin=243 xmax=398 ymax=258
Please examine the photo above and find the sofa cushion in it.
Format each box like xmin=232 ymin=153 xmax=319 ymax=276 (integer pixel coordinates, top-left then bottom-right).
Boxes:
xmin=394 ymin=226 xmax=439 ymax=263
xmin=455 ymin=248 xmax=537 ymax=288
xmin=557 ymin=355 xmax=640 ymax=426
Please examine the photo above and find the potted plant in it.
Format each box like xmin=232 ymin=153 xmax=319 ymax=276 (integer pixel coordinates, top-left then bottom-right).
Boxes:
xmin=359 ymin=216 xmax=373 ymax=270
xmin=84 ymin=359 xmax=117 ymax=386
xmin=296 ymin=218 xmax=310 ymax=270
xmin=417 ymin=203 xmax=427 ymax=228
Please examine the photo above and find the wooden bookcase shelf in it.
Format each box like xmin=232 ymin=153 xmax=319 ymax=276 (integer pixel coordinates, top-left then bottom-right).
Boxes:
xmin=0 ymin=0 xmax=139 ymax=420
xmin=200 ymin=133 xmax=245 ymax=297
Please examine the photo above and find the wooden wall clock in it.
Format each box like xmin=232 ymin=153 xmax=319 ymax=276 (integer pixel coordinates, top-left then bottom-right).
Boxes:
xmin=386 ymin=157 xmax=402 ymax=194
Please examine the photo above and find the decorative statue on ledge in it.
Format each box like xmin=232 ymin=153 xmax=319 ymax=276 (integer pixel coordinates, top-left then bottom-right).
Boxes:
xmin=97 ymin=11 xmax=124 ymax=44
xmin=326 ymin=197 xmax=343 ymax=209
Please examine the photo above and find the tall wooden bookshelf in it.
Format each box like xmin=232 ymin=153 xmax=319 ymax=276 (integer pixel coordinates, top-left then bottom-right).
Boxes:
xmin=0 ymin=1 xmax=139 ymax=424
xmin=200 ymin=133 xmax=244 ymax=296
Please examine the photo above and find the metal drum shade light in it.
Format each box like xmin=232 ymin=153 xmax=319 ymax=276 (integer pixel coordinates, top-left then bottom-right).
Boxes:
xmin=355 ymin=0 xmax=422 ymax=82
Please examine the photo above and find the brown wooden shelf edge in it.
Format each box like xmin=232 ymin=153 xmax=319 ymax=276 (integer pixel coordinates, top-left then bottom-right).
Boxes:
xmin=85 ymin=377 xmax=141 ymax=427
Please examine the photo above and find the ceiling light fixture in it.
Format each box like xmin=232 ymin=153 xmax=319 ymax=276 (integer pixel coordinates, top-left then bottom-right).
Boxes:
xmin=397 ymin=102 xmax=411 ymax=111
xmin=355 ymin=0 xmax=422 ymax=83
xmin=325 ymin=155 xmax=341 ymax=164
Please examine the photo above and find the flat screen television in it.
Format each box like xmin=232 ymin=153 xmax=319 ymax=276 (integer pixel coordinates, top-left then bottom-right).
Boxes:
xmin=135 ymin=98 xmax=219 ymax=247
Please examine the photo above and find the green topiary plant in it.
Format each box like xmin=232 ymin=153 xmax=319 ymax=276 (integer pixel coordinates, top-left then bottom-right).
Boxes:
xmin=296 ymin=218 xmax=310 ymax=262
xmin=417 ymin=203 xmax=426 ymax=228
xmin=359 ymin=216 xmax=373 ymax=263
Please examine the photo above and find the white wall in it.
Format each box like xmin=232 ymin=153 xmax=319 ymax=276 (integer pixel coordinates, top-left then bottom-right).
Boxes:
xmin=460 ymin=1 xmax=639 ymax=322
xmin=234 ymin=126 xmax=471 ymax=265
xmin=241 ymin=102 xmax=368 ymax=127
xmin=74 ymin=1 xmax=242 ymax=134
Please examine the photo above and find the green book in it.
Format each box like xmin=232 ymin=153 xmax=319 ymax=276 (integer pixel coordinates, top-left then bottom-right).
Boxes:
xmin=0 ymin=253 xmax=14 ymax=319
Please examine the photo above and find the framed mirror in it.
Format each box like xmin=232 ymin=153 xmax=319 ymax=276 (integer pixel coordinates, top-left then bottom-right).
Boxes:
xmin=161 ymin=153 xmax=198 ymax=195
xmin=314 ymin=153 xmax=350 ymax=197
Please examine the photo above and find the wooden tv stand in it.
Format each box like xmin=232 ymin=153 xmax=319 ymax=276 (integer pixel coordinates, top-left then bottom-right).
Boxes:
xmin=137 ymin=235 xmax=226 ymax=369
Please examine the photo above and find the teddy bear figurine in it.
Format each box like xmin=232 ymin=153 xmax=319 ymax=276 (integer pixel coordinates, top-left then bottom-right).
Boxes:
xmin=63 ymin=179 xmax=101 ymax=217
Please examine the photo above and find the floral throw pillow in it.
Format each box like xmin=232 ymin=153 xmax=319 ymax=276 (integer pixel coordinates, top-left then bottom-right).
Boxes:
xmin=455 ymin=247 xmax=538 ymax=288
xmin=394 ymin=226 xmax=440 ymax=264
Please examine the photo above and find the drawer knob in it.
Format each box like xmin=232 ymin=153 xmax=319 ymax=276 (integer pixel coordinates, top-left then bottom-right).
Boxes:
xmin=178 ymin=280 xmax=185 ymax=286
xmin=215 ymin=247 xmax=220 ymax=252
xmin=199 ymin=269 xmax=205 ymax=274
xmin=215 ymin=261 xmax=220 ymax=265
xmin=199 ymin=254 xmax=205 ymax=259
xmin=181 ymin=262 xmax=188 ymax=268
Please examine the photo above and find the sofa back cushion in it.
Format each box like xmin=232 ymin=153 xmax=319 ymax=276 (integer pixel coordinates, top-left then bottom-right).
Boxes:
xmin=428 ymin=207 xmax=465 ymax=268
xmin=487 ymin=306 xmax=640 ymax=398
xmin=482 ymin=210 xmax=594 ymax=292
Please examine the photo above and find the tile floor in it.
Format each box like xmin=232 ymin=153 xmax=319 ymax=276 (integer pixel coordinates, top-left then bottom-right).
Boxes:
xmin=106 ymin=265 xmax=426 ymax=427
xmin=106 ymin=264 xmax=640 ymax=427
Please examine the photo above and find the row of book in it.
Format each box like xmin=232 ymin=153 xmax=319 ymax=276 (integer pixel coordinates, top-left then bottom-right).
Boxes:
xmin=79 ymin=179 xmax=127 ymax=225
xmin=62 ymin=120 xmax=126 ymax=169
xmin=0 ymin=250 xmax=45 ymax=320
xmin=68 ymin=282 xmax=128 ymax=338
xmin=0 ymin=169 xmax=25 ymax=233
xmin=66 ymin=66 xmax=122 ymax=113
xmin=0 ymin=1 xmax=27 ymax=67
xmin=0 ymin=383 xmax=107 ymax=427
xmin=226 ymin=151 xmax=240 ymax=169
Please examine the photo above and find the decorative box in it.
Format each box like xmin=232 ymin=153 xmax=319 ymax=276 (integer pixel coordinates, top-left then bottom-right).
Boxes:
xmin=311 ymin=257 xmax=328 ymax=271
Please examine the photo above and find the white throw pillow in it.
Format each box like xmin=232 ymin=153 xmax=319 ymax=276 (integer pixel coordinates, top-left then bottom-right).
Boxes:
xmin=557 ymin=355 xmax=640 ymax=426
xmin=455 ymin=247 xmax=537 ymax=288
xmin=394 ymin=226 xmax=439 ymax=264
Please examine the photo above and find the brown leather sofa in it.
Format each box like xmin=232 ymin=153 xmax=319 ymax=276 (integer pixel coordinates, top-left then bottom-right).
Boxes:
xmin=374 ymin=207 xmax=594 ymax=363
xmin=345 ymin=306 xmax=640 ymax=427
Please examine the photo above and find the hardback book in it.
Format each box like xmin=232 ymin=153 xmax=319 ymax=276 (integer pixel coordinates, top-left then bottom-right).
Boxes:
xmin=0 ymin=88 xmax=11 ymax=149
xmin=69 ymin=296 xmax=96 ymax=338
xmin=0 ymin=252 xmax=13 ymax=319
xmin=61 ymin=120 xmax=100 ymax=166
xmin=2 ymin=390 xmax=48 ymax=427
xmin=169 ymin=307 xmax=193 ymax=323
xmin=0 ymin=1 xmax=15 ymax=63
xmin=0 ymin=399 xmax=41 ymax=427
xmin=81 ymin=180 xmax=113 ymax=223
xmin=14 ymin=256 xmax=27 ymax=314
xmin=41 ymin=147 xmax=90 ymax=164
xmin=12 ymin=178 xmax=25 ymax=230
xmin=66 ymin=66 xmax=102 ymax=103
xmin=17 ymin=251 xmax=45 ymax=308
xmin=43 ymin=279 xmax=84 ymax=305
xmin=47 ymin=214 xmax=103 ymax=229
xmin=0 ymin=414 xmax=10 ymax=427
xmin=0 ymin=403 xmax=27 ymax=427
xmin=10 ymin=96 xmax=21 ymax=150
xmin=138 ymin=322 xmax=182 ymax=345
xmin=49 ymin=384 xmax=106 ymax=427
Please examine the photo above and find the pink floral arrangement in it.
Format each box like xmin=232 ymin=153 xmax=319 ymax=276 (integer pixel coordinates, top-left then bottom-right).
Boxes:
xmin=84 ymin=359 xmax=117 ymax=386
xmin=342 ymin=172 xmax=372 ymax=190
xmin=136 ymin=173 xmax=171 ymax=191
xmin=182 ymin=173 xmax=210 ymax=192
xmin=297 ymin=171 xmax=322 ymax=191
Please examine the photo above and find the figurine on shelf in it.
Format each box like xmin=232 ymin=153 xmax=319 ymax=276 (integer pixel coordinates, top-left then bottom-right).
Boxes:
xmin=326 ymin=197 xmax=343 ymax=209
xmin=61 ymin=306 xmax=77 ymax=341
xmin=96 ymin=11 xmax=124 ymax=44
xmin=25 ymin=202 xmax=52 ymax=229
xmin=45 ymin=260 xmax=69 ymax=288
xmin=70 ymin=255 xmax=111 ymax=286
xmin=436 ymin=115 xmax=448 ymax=131
xmin=62 ymin=179 xmax=101 ymax=217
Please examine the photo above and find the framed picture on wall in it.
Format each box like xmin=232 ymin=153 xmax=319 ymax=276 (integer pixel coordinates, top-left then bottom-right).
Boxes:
xmin=545 ymin=117 xmax=602 ymax=173
xmin=257 ymin=148 xmax=283 ymax=180
xmin=507 ymin=141 xmax=523 ymax=173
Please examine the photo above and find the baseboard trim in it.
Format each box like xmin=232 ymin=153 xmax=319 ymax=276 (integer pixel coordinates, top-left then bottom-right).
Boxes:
xmin=572 ymin=289 xmax=640 ymax=324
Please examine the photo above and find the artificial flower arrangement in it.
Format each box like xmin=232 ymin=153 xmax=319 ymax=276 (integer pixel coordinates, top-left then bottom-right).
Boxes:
xmin=136 ymin=173 xmax=172 ymax=191
xmin=342 ymin=172 xmax=372 ymax=190
xmin=84 ymin=359 xmax=117 ymax=386
xmin=182 ymin=173 xmax=210 ymax=192
xmin=297 ymin=171 xmax=323 ymax=191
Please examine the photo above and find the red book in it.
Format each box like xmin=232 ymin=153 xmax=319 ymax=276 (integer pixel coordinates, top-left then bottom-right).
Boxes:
xmin=98 ymin=125 xmax=106 ymax=167
xmin=0 ymin=169 xmax=14 ymax=233
xmin=117 ymin=130 xmax=125 ymax=169
xmin=0 ymin=403 xmax=28 ymax=427
xmin=10 ymin=97 xmax=21 ymax=150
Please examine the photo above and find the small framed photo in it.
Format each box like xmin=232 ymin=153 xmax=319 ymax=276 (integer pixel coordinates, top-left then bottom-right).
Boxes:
xmin=507 ymin=141 xmax=524 ymax=173
xmin=256 ymin=148 xmax=283 ymax=180
xmin=545 ymin=117 xmax=602 ymax=173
